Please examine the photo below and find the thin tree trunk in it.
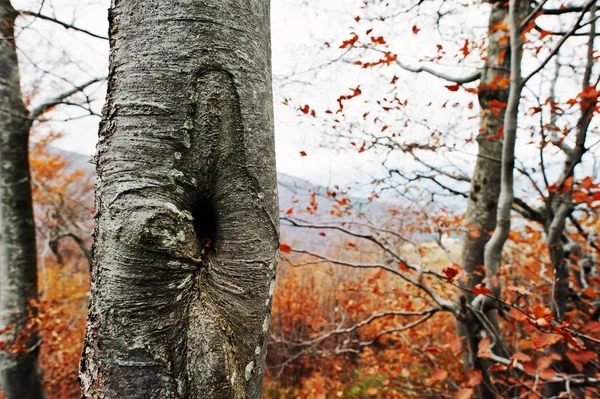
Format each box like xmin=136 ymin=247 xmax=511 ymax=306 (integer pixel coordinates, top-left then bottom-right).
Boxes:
xmin=546 ymin=6 xmax=597 ymax=396
xmin=0 ymin=1 xmax=44 ymax=398
xmin=79 ymin=1 xmax=279 ymax=398
xmin=483 ymin=0 xmax=524 ymax=295
xmin=456 ymin=3 xmax=509 ymax=398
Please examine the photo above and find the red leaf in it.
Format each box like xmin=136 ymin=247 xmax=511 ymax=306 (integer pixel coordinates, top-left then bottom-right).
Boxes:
xmin=280 ymin=243 xmax=292 ymax=253
xmin=371 ymin=36 xmax=386 ymax=45
xmin=487 ymin=126 xmax=504 ymax=141
xmin=340 ymin=33 xmax=359 ymax=49
xmin=471 ymin=286 xmax=492 ymax=295
xmin=442 ymin=267 xmax=459 ymax=281
xmin=412 ymin=25 xmax=420 ymax=34
xmin=445 ymin=84 xmax=460 ymax=91
xmin=299 ymin=151 xmax=307 ymax=157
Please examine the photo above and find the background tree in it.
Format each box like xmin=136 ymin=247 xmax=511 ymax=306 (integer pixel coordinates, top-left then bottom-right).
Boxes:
xmin=1 ymin=0 xmax=105 ymax=397
xmin=79 ymin=1 xmax=279 ymax=398
xmin=274 ymin=0 xmax=600 ymax=397
xmin=0 ymin=2 xmax=44 ymax=397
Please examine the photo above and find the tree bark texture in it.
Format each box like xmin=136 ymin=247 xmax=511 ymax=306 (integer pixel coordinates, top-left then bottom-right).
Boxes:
xmin=483 ymin=0 xmax=524 ymax=297
xmin=456 ymin=3 xmax=509 ymax=398
xmin=79 ymin=1 xmax=279 ymax=398
xmin=459 ymin=2 xmax=508 ymax=293
xmin=0 ymin=1 xmax=44 ymax=398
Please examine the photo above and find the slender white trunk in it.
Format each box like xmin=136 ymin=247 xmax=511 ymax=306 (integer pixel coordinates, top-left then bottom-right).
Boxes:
xmin=483 ymin=0 xmax=525 ymax=291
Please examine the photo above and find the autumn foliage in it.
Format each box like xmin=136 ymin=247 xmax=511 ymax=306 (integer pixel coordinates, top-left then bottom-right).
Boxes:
xmin=9 ymin=134 xmax=598 ymax=398
xmin=2 ymin=1 xmax=600 ymax=398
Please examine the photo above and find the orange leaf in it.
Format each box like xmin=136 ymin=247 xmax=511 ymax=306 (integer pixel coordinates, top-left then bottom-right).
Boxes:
xmin=456 ymin=388 xmax=474 ymax=399
xmin=430 ymin=369 xmax=448 ymax=384
xmin=412 ymin=25 xmax=420 ymax=34
xmin=537 ymin=354 xmax=559 ymax=370
xmin=477 ymin=337 xmax=492 ymax=358
xmin=469 ymin=230 xmax=481 ymax=238
xmin=582 ymin=287 xmax=597 ymax=298
xmin=566 ymin=350 xmax=597 ymax=372
xmin=532 ymin=333 xmax=561 ymax=350
xmin=508 ymin=308 xmax=528 ymax=323
xmin=511 ymin=351 xmax=532 ymax=363
xmin=467 ymin=369 xmax=482 ymax=387
xmin=449 ymin=336 xmax=464 ymax=356
xmin=539 ymin=368 xmax=557 ymax=380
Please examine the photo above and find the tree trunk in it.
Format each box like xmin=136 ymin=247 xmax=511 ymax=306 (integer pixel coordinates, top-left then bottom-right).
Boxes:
xmin=456 ymin=2 xmax=509 ymax=398
xmin=0 ymin=1 xmax=44 ymax=399
xmin=79 ymin=1 xmax=279 ymax=398
xmin=546 ymin=7 xmax=597 ymax=395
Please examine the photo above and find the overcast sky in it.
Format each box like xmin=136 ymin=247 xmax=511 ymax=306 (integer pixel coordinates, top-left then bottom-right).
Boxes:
xmin=12 ymin=0 xmax=598 ymax=195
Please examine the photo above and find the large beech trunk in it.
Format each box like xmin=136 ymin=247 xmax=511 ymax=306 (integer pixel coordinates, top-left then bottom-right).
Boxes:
xmin=0 ymin=1 xmax=44 ymax=398
xmin=79 ymin=1 xmax=279 ymax=398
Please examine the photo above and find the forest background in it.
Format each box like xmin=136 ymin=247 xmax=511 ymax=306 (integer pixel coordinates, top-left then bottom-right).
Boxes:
xmin=1 ymin=0 xmax=599 ymax=398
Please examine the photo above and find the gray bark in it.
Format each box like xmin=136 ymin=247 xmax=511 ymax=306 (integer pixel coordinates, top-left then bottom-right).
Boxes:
xmin=456 ymin=3 xmax=509 ymax=398
xmin=483 ymin=0 xmax=525 ymax=295
xmin=545 ymin=5 xmax=597 ymax=396
xmin=79 ymin=1 xmax=279 ymax=398
xmin=0 ymin=1 xmax=44 ymax=398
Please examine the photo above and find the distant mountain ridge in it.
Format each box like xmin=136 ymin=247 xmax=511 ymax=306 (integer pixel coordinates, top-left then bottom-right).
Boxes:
xmin=45 ymin=145 xmax=339 ymax=213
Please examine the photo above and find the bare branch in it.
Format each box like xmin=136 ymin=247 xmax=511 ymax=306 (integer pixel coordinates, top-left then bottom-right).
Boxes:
xmin=364 ymin=47 xmax=481 ymax=84
xmin=394 ymin=59 xmax=482 ymax=84
xmin=29 ymin=76 xmax=106 ymax=120
xmin=542 ymin=4 xmax=599 ymax=15
xmin=521 ymin=0 xmax=550 ymax=29
xmin=49 ymin=232 xmax=92 ymax=266
xmin=19 ymin=10 xmax=109 ymax=40
xmin=522 ymin=0 xmax=595 ymax=86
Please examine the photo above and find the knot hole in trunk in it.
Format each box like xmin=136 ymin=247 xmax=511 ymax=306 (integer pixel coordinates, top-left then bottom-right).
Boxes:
xmin=192 ymin=198 xmax=217 ymax=250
